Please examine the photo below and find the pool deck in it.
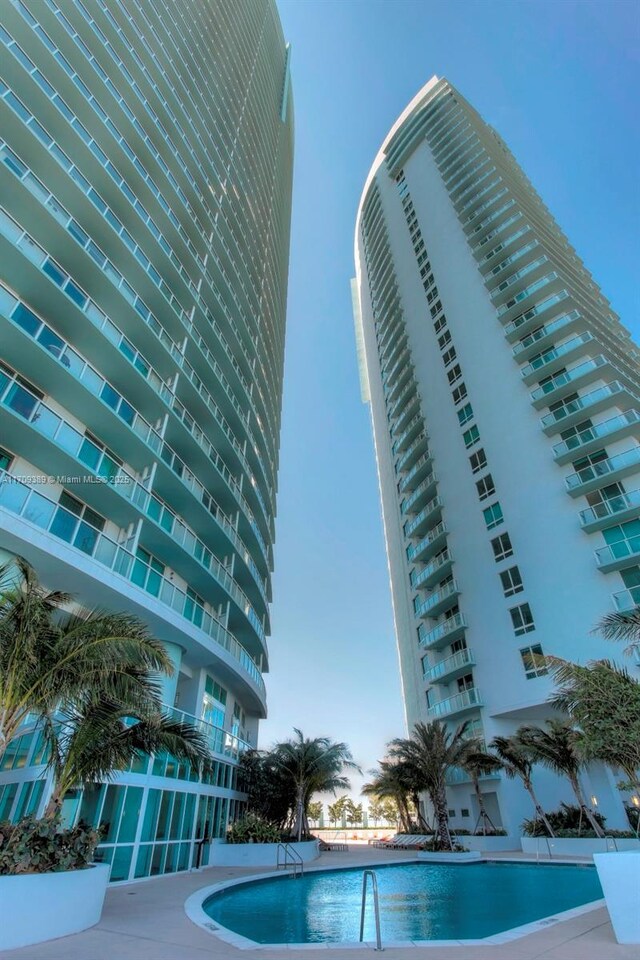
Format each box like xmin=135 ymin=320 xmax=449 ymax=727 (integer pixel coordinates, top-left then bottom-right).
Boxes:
xmin=2 ymin=846 xmax=636 ymax=960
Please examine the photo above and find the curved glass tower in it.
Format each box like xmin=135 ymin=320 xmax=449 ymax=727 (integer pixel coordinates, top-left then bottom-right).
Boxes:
xmin=0 ymin=0 xmax=293 ymax=880
xmin=353 ymin=76 xmax=639 ymax=834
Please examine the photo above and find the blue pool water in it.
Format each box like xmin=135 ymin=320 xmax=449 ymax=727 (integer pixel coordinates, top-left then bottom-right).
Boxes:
xmin=204 ymin=861 xmax=603 ymax=943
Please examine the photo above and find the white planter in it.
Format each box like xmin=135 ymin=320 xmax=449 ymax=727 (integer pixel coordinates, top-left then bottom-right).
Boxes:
xmin=521 ymin=836 xmax=640 ymax=858
xmin=208 ymin=839 xmax=320 ymax=867
xmin=459 ymin=835 xmax=520 ymax=852
xmin=0 ymin=862 xmax=110 ymax=950
xmin=417 ymin=850 xmax=482 ymax=862
xmin=594 ymin=852 xmax=640 ymax=944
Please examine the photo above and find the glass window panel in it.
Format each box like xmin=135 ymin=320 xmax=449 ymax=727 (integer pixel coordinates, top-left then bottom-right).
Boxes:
xmin=117 ymin=787 xmax=143 ymax=843
xmin=23 ymin=493 xmax=55 ymax=530
xmin=99 ymin=785 xmax=125 ymax=843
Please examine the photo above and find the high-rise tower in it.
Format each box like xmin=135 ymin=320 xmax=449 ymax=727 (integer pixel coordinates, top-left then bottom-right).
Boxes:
xmin=0 ymin=0 xmax=293 ymax=880
xmin=353 ymin=76 xmax=639 ymax=833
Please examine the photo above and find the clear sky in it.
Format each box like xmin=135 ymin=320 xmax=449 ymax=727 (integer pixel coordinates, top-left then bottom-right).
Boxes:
xmin=259 ymin=0 xmax=640 ymax=798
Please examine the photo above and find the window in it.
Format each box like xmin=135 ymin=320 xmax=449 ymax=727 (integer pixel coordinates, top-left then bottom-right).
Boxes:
xmin=510 ymin=602 xmax=535 ymax=636
xmin=202 ymin=676 xmax=226 ymax=728
xmin=442 ymin=346 xmax=457 ymax=366
xmin=438 ymin=330 xmax=452 ymax=350
xmin=430 ymin=300 xmax=443 ymax=319
xmin=457 ymin=673 xmax=474 ymax=691
xmin=500 ymin=565 xmax=523 ymax=597
xmin=476 ymin=473 xmax=496 ymax=500
xmin=463 ymin=425 xmax=480 ymax=448
xmin=434 ymin=315 xmax=447 ymax=334
xmin=447 ymin=363 xmax=462 ymax=385
xmin=469 ymin=448 xmax=487 ymax=474
xmin=483 ymin=501 xmax=504 ymax=530
xmin=448 ymin=809 xmax=456 ymax=817
xmin=461 ymin=808 xmax=470 ymax=818
xmin=457 ymin=403 xmax=474 ymax=426
xmin=452 ymin=383 xmax=468 ymax=405
xmin=520 ymin=644 xmax=547 ymax=678
xmin=491 ymin=532 xmax=513 ymax=562
xmin=0 ymin=446 xmax=13 ymax=472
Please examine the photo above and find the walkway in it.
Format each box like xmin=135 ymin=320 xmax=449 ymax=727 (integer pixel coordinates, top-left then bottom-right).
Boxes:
xmin=2 ymin=846 xmax=634 ymax=960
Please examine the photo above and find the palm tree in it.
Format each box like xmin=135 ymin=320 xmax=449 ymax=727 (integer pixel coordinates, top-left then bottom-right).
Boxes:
xmin=42 ymin=694 xmax=212 ymax=819
xmin=271 ymin=729 xmax=360 ymax=840
xmin=490 ymin=735 xmax=555 ymax=837
xmin=459 ymin=742 xmax=502 ymax=835
xmin=516 ymin=720 xmax=605 ymax=837
xmin=389 ymin=720 xmax=473 ymax=850
xmin=0 ymin=557 xmax=174 ymax=754
xmin=362 ymin=760 xmax=414 ymax=833
xmin=597 ymin=608 xmax=640 ymax=656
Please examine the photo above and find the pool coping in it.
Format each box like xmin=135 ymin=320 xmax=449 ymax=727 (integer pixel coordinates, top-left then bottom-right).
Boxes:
xmin=183 ymin=856 xmax=607 ymax=950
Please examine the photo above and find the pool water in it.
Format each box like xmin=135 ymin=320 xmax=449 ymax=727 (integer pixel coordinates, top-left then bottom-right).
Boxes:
xmin=204 ymin=861 xmax=603 ymax=944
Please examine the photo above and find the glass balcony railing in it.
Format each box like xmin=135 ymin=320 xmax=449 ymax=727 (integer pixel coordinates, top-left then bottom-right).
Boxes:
xmin=0 ymin=470 xmax=265 ymax=697
xmin=490 ymin=255 xmax=549 ymax=301
xmin=407 ymin=521 xmax=447 ymax=562
xmin=497 ymin=272 xmax=559 ymax=318
xmin=404 ymin=496 xmax=442 ymax=538
xmin=166 ymin=706 xmax=251 ymax=762
xmin=553 ymin=411 xmax=640 ymax=459
xmin=399 ymin=452 xmax=432 ymax=494
xmin=419 ymin=613 xmax=467 ymax=650
xmin=415 ymin=580 xmax=460 ymax=619
xmin=595 ymin=539 xmax=640 ymax=570
xmin=503 ymin=291 xmax=570 ymax=337
xmin=613 ymin=587 xmax=640 ymax=612
xmin=520 ymin=333 xmax=593 ymax=379
xmin=566 ymin=447 xmax=640 ymax=492
xmin=411 ymin=550 xmax=452 ymax=590
xmin=0 ymin=371 xmax=268 ymax=628
xmin=512 ymin=310 xmax=581 ymax=357
xmin=540 ymin=381 xmax=627 ymax=429
xmin=579 ymin=490 xmax=640 ymax=527
xmin=387 ymin=380 xmax=417 ymax=422
xmin=396 ymin=434 xmax=429 ymax=475
xmin=392 ymin=413 xmax=422 ymax=455
xmin=427 ymin=687 xmax=482 ymax=719
xmin=423 ymin=647 xmax=475 ymax=683
xmin=530 ymin=355 xmax=607 ymax=402
xmin=401 ymin=470 xmax=437 ymax=513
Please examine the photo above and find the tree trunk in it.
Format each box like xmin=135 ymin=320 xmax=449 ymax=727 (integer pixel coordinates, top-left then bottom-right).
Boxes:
xmin=432 ymin=785 xmax=453 ymax=850
xmin=472 ymin=774 xmax=494 ymax=835
xmin=569 ymin=774 xmax=605 ymax=838
xmin=524 ymin=777 xmax=555 ymax=837
xmin=43 ymin=788 xmax=63 ymax=820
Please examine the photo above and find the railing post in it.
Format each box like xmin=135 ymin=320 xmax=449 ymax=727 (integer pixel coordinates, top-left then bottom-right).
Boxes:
xmin=359 ymin=870 xmax=383 ymax=950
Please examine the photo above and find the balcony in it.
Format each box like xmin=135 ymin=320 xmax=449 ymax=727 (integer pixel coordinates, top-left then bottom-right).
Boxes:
xmin=540 ymin=381 xmax=634 ymax=435
xmin=392 ymin=413 xmax=423 ymax=455
xmin=0 ymin=470 xmax=265 ymax=700
xmin=553 ymin=411 xmax=640 ymax=464
xmin=519 ymin=333 xmax=594 ymax=385
xmin=579 ymin=490 xmax=640 ymax=532
xmin=503 ymin=290 xmax=571 ymax=341
xmin=512 ymin=310 xmax=582 ymax=361
xmin=398 ymin=451 xmax=433 ymax=494
xmin=445 ymin=765 xmax=500 ymax=786
xmin=407 ymin=521 xmax=448 ymax=564
xmin=415 ymin=580 xmax=461 ymax=620
xmin=613 ymin=587 xmax=640 ymax=612
xmin=530 ymin=355 xmax=610 ymax=408
xmin=428 ymin=687 xmax=482 ymax=720
xmin=401 ymin=470 xmax=438 ymax=514
xmin=412 ymin=550 xmax=453 ymax=590
xmin=404 ymin=495 xmax=443 ymax=538
xmin=419 ymin=612 xmax=467 ymax=650
xmin=396 ymin=433 xmax=429 ymax=475
xmin=496 ymin=271 xmax=561 ymax=321
xmin=387 ymin=379 xmax=416 ymax=422
xmin=385 ymin=359 xmax=413 ymax=405
xmin=392 ymin=393 xmax=421 ymax=436
xmin=566 ymin=447 xmax=640 ymax=497
xmin=595 ymin=539 xmax=640 ymax=573
xmin=382 ymin=342 xmax=410 ymax=386
xmin=423 ymin=646 xmax=475 ymax=684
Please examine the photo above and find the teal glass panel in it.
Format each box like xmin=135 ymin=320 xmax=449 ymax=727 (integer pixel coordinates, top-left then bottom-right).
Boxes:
xmin=78 ymin=783 xmax=104 ymax=826
xmin=99 ymin=784 xmax=125 ymax=843
xmin=169 ymin=792 xmax=185 ymax=840
xmin=156 ymin=791 xmax=173 ymax=840
xmin=141 ymin=789 xmax=161 ymax=842
xmin=0 ymin=783 xmax=17 ymax=820
xmin=109 ymin=845 xmax=133 ymax=882
xmin=181 ymin=794 xmax=196 ymax=840
xmin=117 ymin=786 xmax=143 ymax=843
xmin=134 ymin=844 xmax=153 ymax=878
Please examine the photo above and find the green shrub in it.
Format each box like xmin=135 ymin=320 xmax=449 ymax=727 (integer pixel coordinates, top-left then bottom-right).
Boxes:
xmin=420 ymin=836 xmax=468 ymax=852
xmin=226 ymin=813 xmax=282 ymax=844
xmin=522 ymin=803 xmax=607 ymax=837
xmin=0 ymin=816 xmax=100 ymax=875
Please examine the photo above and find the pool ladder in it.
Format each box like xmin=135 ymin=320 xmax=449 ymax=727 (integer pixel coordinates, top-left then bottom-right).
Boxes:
xmin=276 ymin=842 xmax=303 ymax=878
xmin=359 ymin=870 xmax=383 ymax=951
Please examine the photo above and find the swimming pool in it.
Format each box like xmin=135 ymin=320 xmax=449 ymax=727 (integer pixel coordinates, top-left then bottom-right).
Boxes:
xmin=200 ymin=861 xmax=603 ymax=945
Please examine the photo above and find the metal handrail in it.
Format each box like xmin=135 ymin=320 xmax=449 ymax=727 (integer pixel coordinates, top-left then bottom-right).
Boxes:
xmin=604 ymin=835 xmax=619 ymax=852
xmin=359 ymin=870 xmax=383 ymax=950
xmin=535 ymin=836 xmax=553 ymax=863
xmin=276 ymin=842 xmax=303 ymax=878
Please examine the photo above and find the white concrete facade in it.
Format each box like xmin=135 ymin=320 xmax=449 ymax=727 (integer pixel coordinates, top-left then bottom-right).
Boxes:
xmin=353 ymin=76 xmax=640 ymax=835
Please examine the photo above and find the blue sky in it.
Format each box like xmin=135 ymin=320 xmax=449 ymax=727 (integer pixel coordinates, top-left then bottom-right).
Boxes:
xmin=259 ymin=0 xmax=640 ymax=796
